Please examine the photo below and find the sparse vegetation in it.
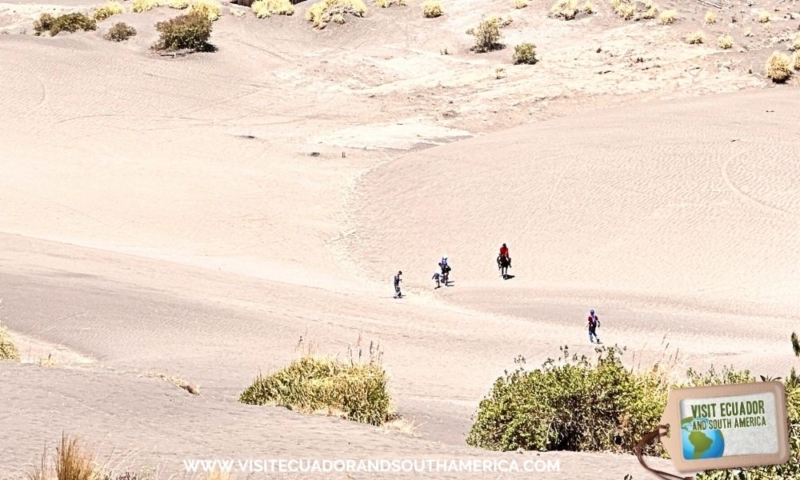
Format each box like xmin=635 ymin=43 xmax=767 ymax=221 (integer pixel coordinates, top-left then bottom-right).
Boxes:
xmin=188 ymin=0 xmax=221 ymax=20
xmin=758 ymin=11 xmax=770 ymax=23
xmin=105 ymin=22 xmax=137 ymax=41
xmin=704 ymin=10 xmax=715 ymax=24
xmin=422 ymin=0 xmax=443 ymax=18
xmin=494 ymin=67 xmax=506 ymax=79
xmin=306 ymin=0 xmax=367 ymax=28
xmin=239 ymin=354 xmax=392 ymax=426
xmin=94 ymin=1 xmax=124 ymax=21
xmin=470 ymin=16 xmax=503 ymax=53
xmin=153 ymin=12 xmax=213 ymax=52
xmin=791 ymin=35 xmax=800 ymax=52
xmin=582 ymin=0 xmax=594 ymax=14
xmin=616 ymin=3 xmax=635 ymax=20
xmin=375 ymin=0 xmax=404 ymax=7
xmin=468 ymin=342 xmax=800 ymax=479
xmin=550 ymin=0 xmax=578 ymax=20
xmin=512 ymin=42 xmax=537 ymax=64
xmin=0 ymin=321 xmax=19 ymax=361
xmin=251 ymin=0 xmax=294 ymax=18
xmin=744 ymin=28 xmax=753 ymax=37
xmin=132 ymin=0 xmax=159 ymax=12
xmin=686 ymin=31 xmax=704 ymax=45
xmin=658 ymin=9 xmax=675 ymax=25
xmin=513 ymin=0 xmax=528 ymax=9
xmin=642 ymin=1 xmax=657 ymax=19
xmin=717 ymin=33 xmax=733 ymax=49
xmin=168 ymin=0 xmax=190 ymax=9
xmin=794 ymin=52 xmax=800 ymax=72
xmin=766 ymin=51 xmax=792 ymax=82
xmin=35 ymin=12 xmax=98 ymax=36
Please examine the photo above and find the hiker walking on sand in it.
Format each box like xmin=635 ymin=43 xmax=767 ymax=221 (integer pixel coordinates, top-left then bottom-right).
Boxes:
xmin=432 ymin=272 xmax=442 ymax=289
xmin=393 ymin=271 xmax=403 ymax=298
xmin=588 ymin=309 xmax=601 ymax=344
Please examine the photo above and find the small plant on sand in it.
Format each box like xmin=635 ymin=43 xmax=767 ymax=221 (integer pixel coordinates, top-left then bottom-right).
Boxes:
xmin=240 ymin=346 xmax=392 ymax=426
xmin=188 ymin=0 xmax=221 ymax=20
xmin=685 ymin=30 xmax=704 ymax=44
xmin=582 ymin=0 xmax=594 ymax=14
xmin=0 ymin=321 xmax=19 ymax=361
xmin=642 ymin=0 xmax=657 ymax=19
xmin=143 ymin=371 xmax=200 ymax=394
xmin=33 ymin=13 xmax=55 ymax=35
xmin=550 ymin=0 xmax=578 ymax=20
xmin=758 ymin=11 xmax=770 ymax=23
xmin=704 ymin=10 xmax=715 ymax=24
xmin=794 ymin=53 xmax=800 ymax=71
xmin=251 ymin=0 xmax=294 ymax=18
xmin=169 ymin=0 xmax=190 ymax=8
xmin=306 ymin=0 xmax=367 ymax=28
xmin=375 ymin=0 xmax=404 ymax=7
xmin=717 ymin=33 xmax=733 ymax=49
xmin=94 ymin=1 xmax=124 ymax=20
xmin=50 ymin=13 xmax=98 ymax=36
xmin=104 ymin=21 xmax=137 ymax=41
xmin=791 ymin=35 xmax=800 ymax=52
xmin=512 ymin=42 xmax=537 ymax=64
xmin=153 ymin=12 xmax=213 ymax=52
xmin=658 ymin=9 xmax=675 ymax=24
xmin=513 ymin=0 xmax=528 ymax=9
xmin=615 ymin=2 xmax=635 ymax=20
xmin=422 ymin=0 xmax=442 ymax=18
xmin=469 ymin=16 xmax=503 ymax=53
xmin=765 ymin=51 xmax=792 ymax=82
xmin=744 ymin=28 xmax=753 ymax=37
xmin=495 ymin=67 xmax=506 ymax=79
xmin=131 ymin=0 xmax=159 ymax=12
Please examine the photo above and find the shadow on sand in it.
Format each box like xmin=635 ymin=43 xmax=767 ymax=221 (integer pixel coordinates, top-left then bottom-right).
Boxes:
xmin=502 ymin=274 xmax=515 ymax=280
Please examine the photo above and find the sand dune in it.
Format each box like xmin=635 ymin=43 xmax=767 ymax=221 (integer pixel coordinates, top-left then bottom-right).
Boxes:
xmin=1 ymin=0 xmax=799 ymax=477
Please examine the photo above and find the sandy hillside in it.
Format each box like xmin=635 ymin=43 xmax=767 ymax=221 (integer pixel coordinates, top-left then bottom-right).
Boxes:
xmin=1 ymin=0 xmax=800 ymax=477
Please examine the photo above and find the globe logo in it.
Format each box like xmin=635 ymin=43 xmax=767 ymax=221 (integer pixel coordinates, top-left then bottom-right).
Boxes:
xmin=681 ymin=417 xmax=725 ymax=459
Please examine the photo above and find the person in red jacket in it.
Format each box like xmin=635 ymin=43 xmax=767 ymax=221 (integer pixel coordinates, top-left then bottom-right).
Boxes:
xmin=499 ymin=243 xmax=511 ymax=267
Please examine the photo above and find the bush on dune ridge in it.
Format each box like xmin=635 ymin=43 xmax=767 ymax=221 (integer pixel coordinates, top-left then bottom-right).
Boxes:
xmin=766 ymin=51 xmax=792 ymax=83
xmin=239 ymin=354 xmax=393 ymax=426
xmin=93 ymin=1 xmax=124 ymax=20
xmin=188 ymin=0 xmax=222 ymax=20
xmin=306 ymin=0 xmax=367 ymax=28
xmin=153 ymin=12 xmax=213 ymax=52
xmin=34 ymin=12 xmax=97 ymax=36
xmin=469 ymin=16 xmax=504 ymax=53
xmin=550 ymin=0 xmax=578 ymax=20
xmin=105 ymin=22 xmax=137 ymax=41
xmin=131 ymin=0 xmax=159 ymax=12
xmin=467 ymin=340 xmax=800 ymax=479
xmin=422 ymin=0 xmax=442 ymax=17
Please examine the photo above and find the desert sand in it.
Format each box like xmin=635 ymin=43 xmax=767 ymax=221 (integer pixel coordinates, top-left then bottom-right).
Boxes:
xmin=1 ymin=0 xmax=800 ymax=477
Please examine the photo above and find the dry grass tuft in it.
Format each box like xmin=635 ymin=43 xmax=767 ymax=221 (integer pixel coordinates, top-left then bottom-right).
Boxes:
xmin=131 ymin=0 xmax=159 ymax=12
xmin=685 ymin=30 xmax=704 ymax=44
xmin=758 ymin=11 xmax=770 ymax=23
xmin=422 ymin=0 xmax=442 ymax=18
xmin=582 ymin=0 xmax=594 ymax=14
xmin=513 ymin=0 xmax=528 ymax=8
xmin=512 ymin=42 xmax=537 ymax=64
xmin=550 ymin=0 xmax=578 ymax=20
xmin=307 ymin=0 xmax=367 ymax=28
xmin=793 ymin=52 xmax=800 ymax=72
xmin=704 ymin=10 xmax=715 ymax=24
xmin=765 ymin=51 xmax=792 ymax=83
xmin=94 ymin=1 xmax=124 ymax=20
xmin=168 ymin=0 xmax=190 ymax=8
xmin=380 ymin=417 xmax=418 ymax=436
xmin=252 ymin=0 xmax=294 ymax=18
xmin=615 ymin=2 xmax=635 ymax=20
xmin=642 ymin=1 xmax=657 ymax=19
xmin=144 ymin=371 xmax=200 ymax=395
xmin=658 ymin=9 xmax=675 ymax=25
xmin=494 ymin=67 xmax=506 ymax=79
xmin=29 ymin=434 xmax=96 ymax=480
xmin=744 ymin=28 xmax=753 ymax=37
xmin=375 ymin=0 xmax=404 ymax=7
xmin=717 ymin=33 xmax=733 ymax=49
xmin=791 ymin=35 xmax=800 ymax=52
xmin=188 ymin=0 xmax=221 ymax=20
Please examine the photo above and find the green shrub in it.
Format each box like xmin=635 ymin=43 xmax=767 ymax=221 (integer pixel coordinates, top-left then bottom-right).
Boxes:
xmin=470 ymin=16 xmax=503 ymax=53
xmin=239 ymin=356 xmax=392 ymax=426
xmin=0 ymin=322 xmax=19 ymax=361
xmin=153 ymin=12 xmax=212 ymax=52
xmin=35 ymin=12 xmax=97 ymax=36
xmin=513 ymin=42 xmax=537 ymax=65
xmin=467 ymin=346 xmax=671 ymax=454
xmin=105 ymin=22 xmax=137 ymax=41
